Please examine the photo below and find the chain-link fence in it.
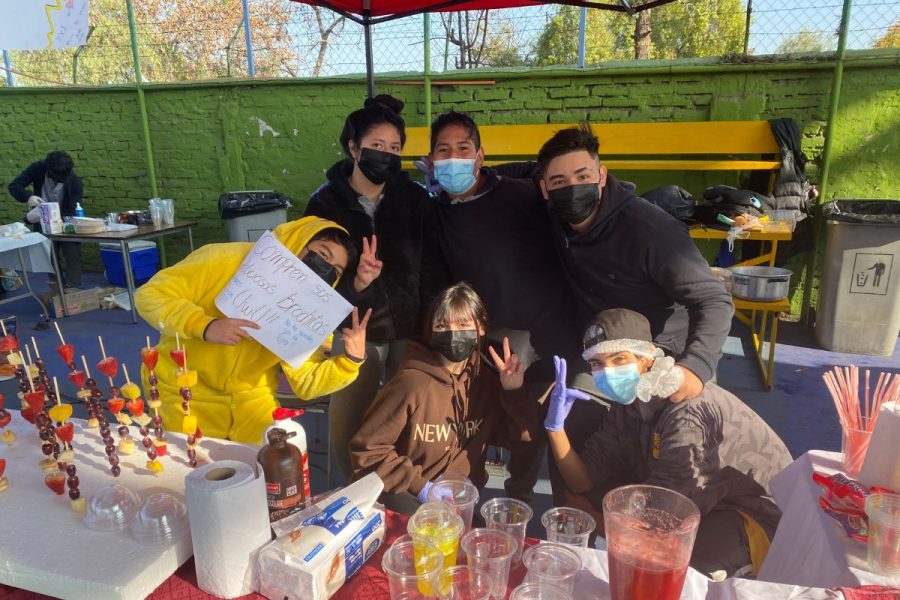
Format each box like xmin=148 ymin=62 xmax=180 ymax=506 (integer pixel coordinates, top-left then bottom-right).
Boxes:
xmin=1 ymin=0 xmax=897 ymax=87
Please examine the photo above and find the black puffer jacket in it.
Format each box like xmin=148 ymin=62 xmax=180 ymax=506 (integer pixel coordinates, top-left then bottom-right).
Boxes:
xmin=303 ymin=159 xmax=446 ymax=343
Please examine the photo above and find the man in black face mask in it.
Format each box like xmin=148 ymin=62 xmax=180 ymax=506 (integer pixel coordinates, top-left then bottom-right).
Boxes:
xmin=536 ymin=124 xmax=734 ymax=404
xmin=8 ymin=150 xmax=84 ymax=287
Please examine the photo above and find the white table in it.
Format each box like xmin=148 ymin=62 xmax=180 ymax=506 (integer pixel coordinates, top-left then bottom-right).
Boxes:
xmin=0 ymin=232 xmax=54 ymax=318
xmin=0 ymin=411 xmax=257 ymax=600
xmin=572 ymin=545 xmax=835 ymax=599
xmin=759 ymin=450 xmax=900 ymax=588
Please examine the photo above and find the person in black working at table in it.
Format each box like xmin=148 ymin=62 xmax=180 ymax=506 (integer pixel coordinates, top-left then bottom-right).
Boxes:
xmin=7 ymin=150 xmax=84 ymax=287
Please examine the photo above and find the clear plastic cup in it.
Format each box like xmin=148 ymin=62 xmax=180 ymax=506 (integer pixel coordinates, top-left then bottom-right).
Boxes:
xmin=866 ymin=492 xmax=900 ymax=575
xmin=408 ymin=501 xmax=465 ymax=568
xmin=522 ymin=542 xmax=581 ymax=596
xmin=83 ymin=484 xmax=141 ymax=532
xmin=842 ymin=419 xmax=873 ymax=477
xmin=382 ymin=534 xmax=444 ymax=599
xmin=603 ymin=485 xmax=700 ymax=600
xmin=460 ymin=528 xmax=517 ymax=599
xmin=161 ymin=199 xmax=175 ymax=225
xmin=149 ymin=203 xmax=163 ymax=228
xmin=541 ymin=506 xmax=596 ymax=547
xmin=509 ymin=582 xmax=569 ymax=600
xmin=436 ymin=565 xmax=492 ymax=600
xmin=428 ymin=477 xmax=479 ymax=530
xmin=480 ymin=497 xmax=533 ymax=565
xmin=131 ymin=493 xmax=190 ymax=543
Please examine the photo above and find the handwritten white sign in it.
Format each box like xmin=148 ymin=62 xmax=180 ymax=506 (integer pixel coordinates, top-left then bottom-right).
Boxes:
xmin=215 ymin=231 xmax=352 ymax=369
xmin=1 ymin=0 xmax=90 ymax=51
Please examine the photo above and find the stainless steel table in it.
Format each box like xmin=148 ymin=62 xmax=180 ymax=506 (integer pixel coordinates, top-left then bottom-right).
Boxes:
xmin=47 ymin=220 xmax=197 ymax=323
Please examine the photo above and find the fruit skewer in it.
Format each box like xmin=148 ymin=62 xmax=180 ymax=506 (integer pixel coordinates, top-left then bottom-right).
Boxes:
xmin=172 ymin=335 xmax=201 ymax=467
xmin=97 ymin=337 xmax=135 ymax=456
xmin=47 ymin=377 xmax=83 ymax=512
xmin=52 ymin=323 xmax=98 ymax=429
xmin=82 ymin=355 xmax=121 ymax=477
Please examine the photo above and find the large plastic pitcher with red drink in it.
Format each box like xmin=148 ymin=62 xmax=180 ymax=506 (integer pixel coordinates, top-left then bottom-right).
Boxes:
xmin=603 ymin=485 xmax=700 ymax=600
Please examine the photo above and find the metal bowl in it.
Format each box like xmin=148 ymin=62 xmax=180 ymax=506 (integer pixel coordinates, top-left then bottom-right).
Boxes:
xmin=730 ymin=266 xmax=792 ymax=301
xmin=118 ymin=210 xmax=152 ymax=225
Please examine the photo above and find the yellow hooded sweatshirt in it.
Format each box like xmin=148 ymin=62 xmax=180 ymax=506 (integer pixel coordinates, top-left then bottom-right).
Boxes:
xmin=134 ymin=216 xmax=361 ymax=443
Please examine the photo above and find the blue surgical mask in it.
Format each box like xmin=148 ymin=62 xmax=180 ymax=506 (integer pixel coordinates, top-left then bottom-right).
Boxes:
xmin=433 ymin=158 xmax=477 ymax=195
xmin=593 ymin=363 xmax=641 ymax=405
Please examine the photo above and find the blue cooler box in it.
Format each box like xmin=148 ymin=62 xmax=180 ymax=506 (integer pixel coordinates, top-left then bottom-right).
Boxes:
xmin=100 ymin=241 xmax=159 ymax=286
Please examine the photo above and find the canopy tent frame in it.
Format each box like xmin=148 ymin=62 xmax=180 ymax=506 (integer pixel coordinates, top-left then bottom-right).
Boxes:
xmin=296 ymin=0 xmax=678 ymax=97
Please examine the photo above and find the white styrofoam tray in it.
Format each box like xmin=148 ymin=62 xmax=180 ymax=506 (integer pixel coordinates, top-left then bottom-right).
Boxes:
xmin=0 ymin=411 xmax=257 ymax=600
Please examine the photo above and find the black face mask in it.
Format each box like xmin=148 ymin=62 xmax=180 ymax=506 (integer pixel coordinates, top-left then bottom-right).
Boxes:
xmin=302 ymin=251 xmax=338 ymax=286
xmin=430 ymin=330 xmax=478 ymax=363
xmin=357 ymin=148 xmax=401 ymax=185
xmin=547 ymin=183 xmax=601 ymax=225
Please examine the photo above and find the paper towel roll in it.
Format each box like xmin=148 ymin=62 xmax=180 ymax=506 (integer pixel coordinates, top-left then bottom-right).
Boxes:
xmin=859 ymin=402 xmax=900 ymax=492
xmin=185 ymin=460 xmax=272 ymax=598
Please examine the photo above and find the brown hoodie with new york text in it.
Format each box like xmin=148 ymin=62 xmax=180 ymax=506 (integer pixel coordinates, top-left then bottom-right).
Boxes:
xmin=349 ymin=340 xmax=539 ymax=496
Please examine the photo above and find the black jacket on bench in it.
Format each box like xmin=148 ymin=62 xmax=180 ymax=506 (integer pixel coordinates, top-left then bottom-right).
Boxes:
xmin=550 ymin=174 xmax=734 ymax=383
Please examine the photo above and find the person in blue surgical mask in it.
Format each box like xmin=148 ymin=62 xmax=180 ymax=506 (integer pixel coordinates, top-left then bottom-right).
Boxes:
xmin=424 ymin=111 xmax=590 ymax=506
xmin=545 ymin=308 xmax=791 ymax=579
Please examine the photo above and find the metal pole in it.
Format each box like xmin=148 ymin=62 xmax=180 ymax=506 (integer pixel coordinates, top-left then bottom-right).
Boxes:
xmin=241 ymin=0 xmax=256 ymax=77
xmin=801 ymin=0 xmax=852 ymax=324
xmin=424 ymin=13 xmax=432 ymax=124
xmin=72 ymin=26 xmax=95 ymax=86
xmin=125 ymin=0 xmax=158 ymax=197
xmin=2 ymin=51 xmax=14 ymax=87
xmin=743 ymin=0 xmax=752 ymax=56
xmin=226 ymin=18 xmax=244 ymax=78
xmin=364 ymin=13 xmax=375 ymax=98
xmin=577 ymin=7 xmax=587 ymax=68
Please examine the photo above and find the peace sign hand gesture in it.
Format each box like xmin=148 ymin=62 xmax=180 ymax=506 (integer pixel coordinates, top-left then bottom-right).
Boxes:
xmin=488 ymin=336 xmax=525 ymax=391
xmin=340 ymin=306 xmax=372 ymax=362
xmin=354 ymin=235 xmax=384 ymax=293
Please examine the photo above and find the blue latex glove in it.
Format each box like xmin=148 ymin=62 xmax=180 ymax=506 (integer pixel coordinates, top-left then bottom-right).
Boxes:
xmin=417 ymin=480 xmax=433 ymax=504
xmin=414 ymin=157 xmax=443 ymax=195
xmin=544 ymin=355 xmax=591 ymax=432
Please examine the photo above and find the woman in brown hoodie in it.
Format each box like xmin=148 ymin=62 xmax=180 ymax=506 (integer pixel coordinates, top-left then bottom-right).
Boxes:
xmin=349 ymin=282 xmax=540 ymax=515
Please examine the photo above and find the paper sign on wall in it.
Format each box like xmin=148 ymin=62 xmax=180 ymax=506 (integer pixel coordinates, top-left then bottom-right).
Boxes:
xmin=215 ymin=231 xmax=352 ymax=369
xmin=1 ymin=0 xmax=90 ymax=51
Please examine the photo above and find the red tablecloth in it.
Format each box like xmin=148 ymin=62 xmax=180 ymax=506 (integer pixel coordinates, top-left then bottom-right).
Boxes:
xmin=1 ymin=510 xmax=538 ymax=600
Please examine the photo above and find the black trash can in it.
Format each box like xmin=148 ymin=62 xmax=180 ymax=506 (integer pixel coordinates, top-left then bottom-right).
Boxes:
xmin=816 ymin=200 xmax=900 ymax=355
xmin=218 ymin=191 xmax=291 ymax=242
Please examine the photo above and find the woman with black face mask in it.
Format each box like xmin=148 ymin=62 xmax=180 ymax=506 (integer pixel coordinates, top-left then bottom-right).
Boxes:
xmin=302 ymin=94 xmax=449 ymax=484
xmin=348 ymin=283 xmax=539 ymax=516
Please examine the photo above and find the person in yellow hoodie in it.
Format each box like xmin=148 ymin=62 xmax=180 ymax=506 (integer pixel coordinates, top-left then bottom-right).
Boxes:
xmin=135 ymin=216 xmax=380 ymax=443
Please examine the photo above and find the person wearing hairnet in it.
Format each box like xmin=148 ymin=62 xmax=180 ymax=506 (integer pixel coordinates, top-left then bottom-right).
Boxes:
xmin=546 ymin=308 xmax=791 ymax=579
xmin=7 ymin=150 xmax=84 ymax=287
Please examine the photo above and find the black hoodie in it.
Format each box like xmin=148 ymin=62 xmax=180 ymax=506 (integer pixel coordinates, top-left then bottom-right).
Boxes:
xmin=433 ymin=169 xmax=583 ymax=382
xmin=551 ymin=175 xmax=734 ymax=383
xmin=303 ymin=159 xmax=448 ymax=343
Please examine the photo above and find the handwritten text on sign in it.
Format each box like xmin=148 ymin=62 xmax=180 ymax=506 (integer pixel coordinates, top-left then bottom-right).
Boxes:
xmin=215 ymin=231 xmax=352 ymax=368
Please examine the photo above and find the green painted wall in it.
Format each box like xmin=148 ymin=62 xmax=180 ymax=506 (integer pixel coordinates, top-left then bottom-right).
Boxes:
xmin=1 ymin=51 xmax=898 ymax=313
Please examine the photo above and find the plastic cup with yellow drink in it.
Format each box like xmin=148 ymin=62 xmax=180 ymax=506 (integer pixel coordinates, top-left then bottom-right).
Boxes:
xmin=382 ymin=534 xmax=443 ymax=599
xmin=409 ymin=501 xmax=465 ymax=568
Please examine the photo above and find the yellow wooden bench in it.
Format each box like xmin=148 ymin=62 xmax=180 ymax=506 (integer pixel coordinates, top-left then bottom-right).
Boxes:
xmin=404 ymin=119 xmax=787 ymax=390
xmin=403 ymin=121 xmax=780 ymax=183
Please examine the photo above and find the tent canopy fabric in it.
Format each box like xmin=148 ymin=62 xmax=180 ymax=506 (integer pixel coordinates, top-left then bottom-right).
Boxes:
xmin=291 ymin=0 xmax=671 ymax=23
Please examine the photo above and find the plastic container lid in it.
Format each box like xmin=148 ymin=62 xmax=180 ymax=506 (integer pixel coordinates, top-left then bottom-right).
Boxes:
xmin=84 ymin=485 xmax=141 ymax=532
xmin=131 ymin=493 xmax=190 ymax=543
